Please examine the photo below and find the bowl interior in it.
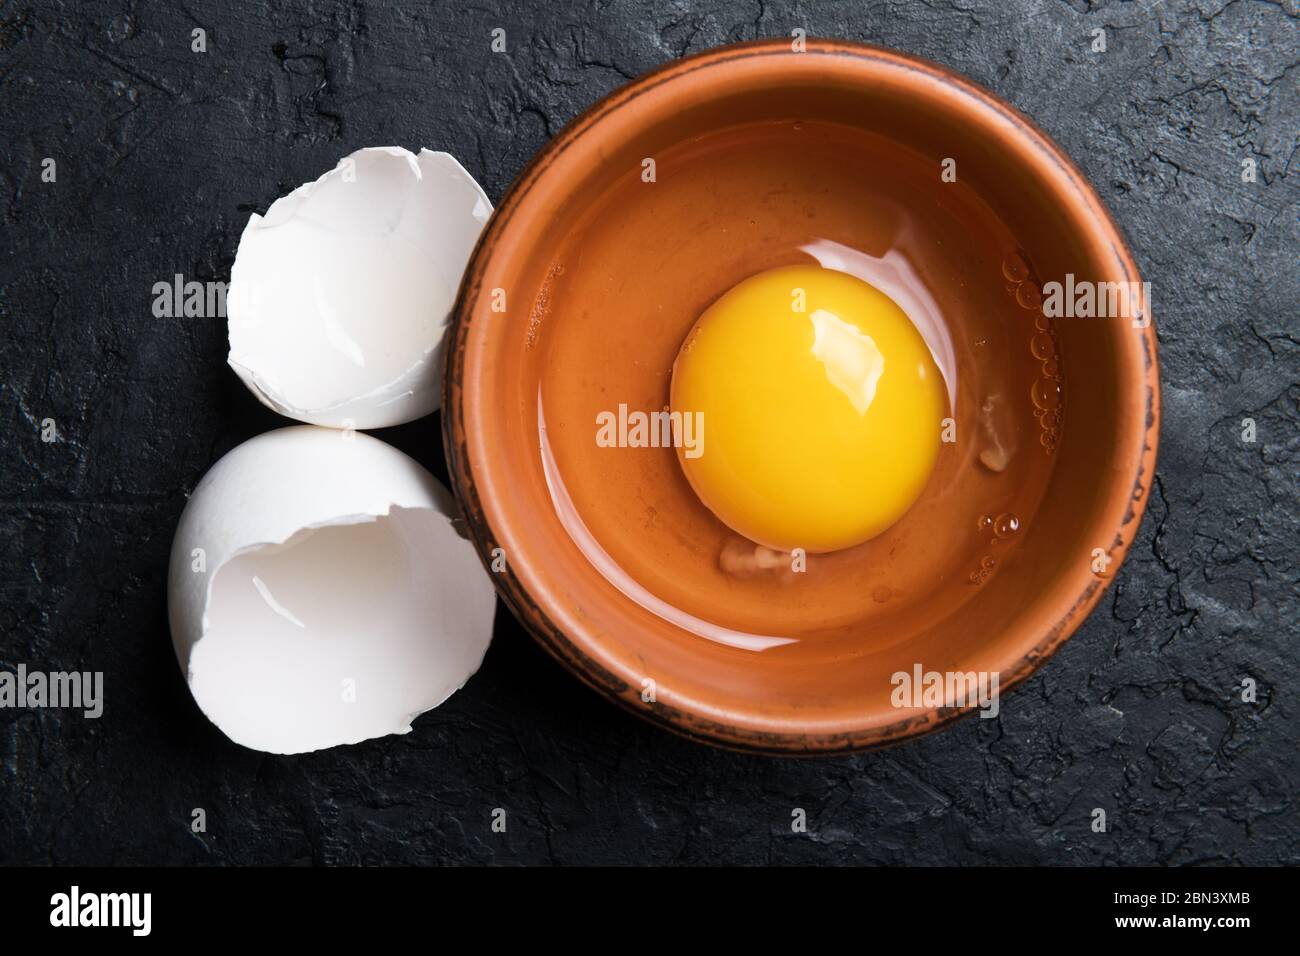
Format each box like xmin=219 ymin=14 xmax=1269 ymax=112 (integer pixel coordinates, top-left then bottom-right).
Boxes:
xmin=448 ymin=42 xmax=1157 ymax=752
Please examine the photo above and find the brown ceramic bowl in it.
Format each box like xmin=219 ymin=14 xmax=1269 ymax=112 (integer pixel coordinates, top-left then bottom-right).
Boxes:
xmin=444 ymin=39 xmax=1160 ymax=754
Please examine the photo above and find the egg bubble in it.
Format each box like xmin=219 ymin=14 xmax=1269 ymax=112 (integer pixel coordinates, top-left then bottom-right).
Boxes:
xmin=1015 ymin=283 xmax=1043 ymax=310
xmin=993 ymin=513 xmax=1020 ymax=538
xmin=1031 ymin=378 xmax=1063 ymax=411
xmin=1001 ymin=252 xmax=1030 ymax=283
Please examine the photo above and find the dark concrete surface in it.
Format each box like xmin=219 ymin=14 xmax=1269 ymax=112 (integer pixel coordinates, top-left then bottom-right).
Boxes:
xmin=1 ymin=0 xmax=1296 ymax=865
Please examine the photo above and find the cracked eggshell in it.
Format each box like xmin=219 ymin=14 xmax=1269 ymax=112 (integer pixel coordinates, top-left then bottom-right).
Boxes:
xmin=227 ymin=147 xmax=492 ymax=429
xmin=167 ymin=425 xmax=496 ymax=754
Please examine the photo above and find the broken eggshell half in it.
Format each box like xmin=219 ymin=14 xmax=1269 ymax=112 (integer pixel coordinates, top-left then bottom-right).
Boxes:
xmin=227 ymin=146 xmax=492 ymax=429
xmin=167 ymin=426 xmax=496 ymax=754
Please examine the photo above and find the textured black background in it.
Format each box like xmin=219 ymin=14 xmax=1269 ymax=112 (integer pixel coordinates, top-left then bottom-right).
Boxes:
xmin=1 ymin=0 xmax=1296 ymax=865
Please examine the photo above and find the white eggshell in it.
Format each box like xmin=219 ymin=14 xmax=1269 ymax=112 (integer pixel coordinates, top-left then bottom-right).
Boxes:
xmin=227 ymin=147 xmax=492 ymax=429
xmin=167 ymin=426 xmax=496 ymax=754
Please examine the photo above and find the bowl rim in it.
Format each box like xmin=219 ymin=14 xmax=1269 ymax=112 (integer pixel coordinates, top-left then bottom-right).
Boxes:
xmin=444 ymin=38 xmax=1162 ymax=755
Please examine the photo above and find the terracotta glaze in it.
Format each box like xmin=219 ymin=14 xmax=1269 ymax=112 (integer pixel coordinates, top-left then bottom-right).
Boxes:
xmin=444 ymin=39 xmax=1161 ymax=754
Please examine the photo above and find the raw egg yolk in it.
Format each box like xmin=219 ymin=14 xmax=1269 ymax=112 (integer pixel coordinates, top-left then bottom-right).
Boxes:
xmin=670 ymin=264 xmax=945 ymax=553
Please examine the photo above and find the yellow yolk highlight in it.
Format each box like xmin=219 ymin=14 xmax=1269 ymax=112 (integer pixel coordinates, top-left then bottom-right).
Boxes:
xmin=670 ymin=264 xmax=946 ymax=553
